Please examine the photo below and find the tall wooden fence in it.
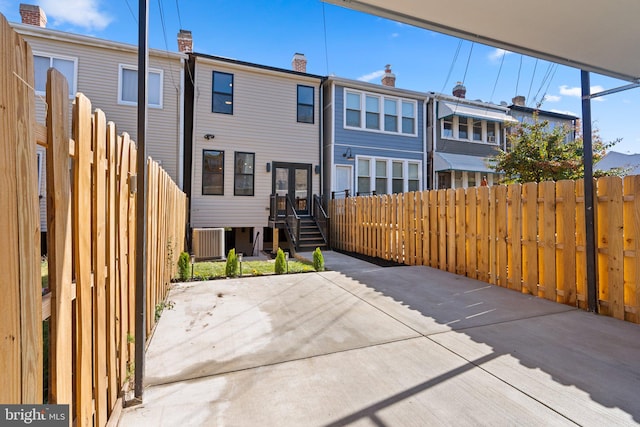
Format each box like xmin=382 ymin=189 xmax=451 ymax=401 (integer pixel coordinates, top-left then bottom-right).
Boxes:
xmin=329 ymin=178 xmax=640 ymax=324
xmin=0 ymin=15 xmax=187 ymax=426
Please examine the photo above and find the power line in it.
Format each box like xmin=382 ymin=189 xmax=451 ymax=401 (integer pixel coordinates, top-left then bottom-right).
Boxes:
xmin=489 ymin=49 xmax=506 ymax=103
xmin=526 ymin=58 xmax=538 ymax=105
xmin=123 ymin=0 xmax=137 ymax=23
xmin=441 ymin=39 xmax=463 ymax=93
xmin=322 ymin=1 xmax=330 ymax=75
xmin=515 ymin=55 xmax=523 ymax=96
xmin=175 ymin=0 xmax=183 ymax=29
xmin=461 ymin=41 xmax=474 ymax=85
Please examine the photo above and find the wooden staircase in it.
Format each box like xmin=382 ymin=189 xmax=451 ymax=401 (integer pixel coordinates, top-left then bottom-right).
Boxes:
xmin=296 ymin=216 xmax=328 ymax=252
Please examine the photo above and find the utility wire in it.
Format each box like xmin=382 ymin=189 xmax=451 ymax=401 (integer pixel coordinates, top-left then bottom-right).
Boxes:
xmin=461 ymin=41 xmax=474 ymax=85
xmin=441 ymin=39 xmax=463 ymax=93
xmin=526 ymin=58 xmax=538 ymax=105
xmin=124 ymin=0 xmax=137 ymax=23
xmin=322 ymin=1 xmax=330 ymax=75
xmin=532 ymin=62 xmax=555 ymax=106
xmin=175 ymin=0 xmax=183 ymax=29
xmin=489 ymin=49 xmax=506 ymax=103
xmin=515 ymin=55 xmax=523 ymax=96
xmin=156 ymin=0 xmax=179 ymax=90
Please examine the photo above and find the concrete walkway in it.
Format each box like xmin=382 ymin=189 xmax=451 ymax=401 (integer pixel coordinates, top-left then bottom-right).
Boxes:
xmin=118 ymin=251 xmax=640 ymax=426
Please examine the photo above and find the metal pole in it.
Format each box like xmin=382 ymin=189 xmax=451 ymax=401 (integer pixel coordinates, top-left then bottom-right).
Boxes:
xmin=581 ymin=70 xmax=597 ymax=313
xmin=135 ymin=0 xmax=149 ymax=399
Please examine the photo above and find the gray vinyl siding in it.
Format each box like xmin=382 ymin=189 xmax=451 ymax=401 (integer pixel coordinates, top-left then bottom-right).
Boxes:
xmin=14 ymin=25 xmax=184 ymax=233
xmin=190 ymin=58 xmax=322 ymax=231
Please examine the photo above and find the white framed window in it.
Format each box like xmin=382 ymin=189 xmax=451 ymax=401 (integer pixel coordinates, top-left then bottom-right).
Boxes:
xmin=344 ymin=88 xmax=417 ymax=136
xmin=118 ymin=64 xmax=163 ymax=108
xmin=34 ymin=52 xmax=77 ymax=97
xmin=355 ymin=156 xmax=422 ymax=195
xmin=441 ymin=116 xmax=501 ymax=144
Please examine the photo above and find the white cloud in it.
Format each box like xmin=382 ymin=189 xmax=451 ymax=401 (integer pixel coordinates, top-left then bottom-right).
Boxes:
xmin=550 ymin=109 xmax=579 ymax=117
xmin=357 ymin=70 xmax=385 ymax=83
xmin=391 ymin=33 xmax=399 ymax=38
xmin=39 ymin=0 xmax=112 ymax=31
xmin=559 ymin=84 xmax=605 ymax=101
xmin=488 ymin=48 xmax=512 ymax=61
xmin=543 ymin=94 xmax=561 ymax=102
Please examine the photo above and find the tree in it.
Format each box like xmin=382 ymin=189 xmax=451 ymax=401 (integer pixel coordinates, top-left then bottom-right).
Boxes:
xmin=491 ymin=113 xmax=622 ymax=183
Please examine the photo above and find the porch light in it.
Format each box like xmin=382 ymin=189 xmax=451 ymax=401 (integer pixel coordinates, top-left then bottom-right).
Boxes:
xmin=343 ymin=147 xmax=354 ymax=161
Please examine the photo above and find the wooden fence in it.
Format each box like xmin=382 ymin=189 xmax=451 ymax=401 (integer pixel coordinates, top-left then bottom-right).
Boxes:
xmin=0 ymin=15 xmax=187 ymax=426
xmin=329 ymin=177 xmax=640 ymax=324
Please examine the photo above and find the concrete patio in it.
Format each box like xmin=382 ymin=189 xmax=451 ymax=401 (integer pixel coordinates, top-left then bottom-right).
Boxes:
xmin=118 ymin=251 xmax=640 ymax=426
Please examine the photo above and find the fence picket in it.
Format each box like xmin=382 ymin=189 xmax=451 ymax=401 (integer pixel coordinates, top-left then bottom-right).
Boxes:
xmin=522 ymin=182 xmax=538 ymax=296
xmin=556 ymin=180 xmax=576 ymax=304
xmin=538 ymin=181 xmax=556 ymax=301
xmin=623 ymin=175 xmax=640 ymax=323
xmin=495 ymin=185 xmax=508 ymax=287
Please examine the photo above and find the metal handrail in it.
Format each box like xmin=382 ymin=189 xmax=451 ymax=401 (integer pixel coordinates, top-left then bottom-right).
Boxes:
xmin=313 ymin=194 xmax=330 ymax=247
xmin=284 ymin=194 xmax=300 ymax=247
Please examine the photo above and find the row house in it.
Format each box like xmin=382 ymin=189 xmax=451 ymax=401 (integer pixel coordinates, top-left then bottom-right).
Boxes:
xmin=12 ymin=4 xmax=186 ymax=252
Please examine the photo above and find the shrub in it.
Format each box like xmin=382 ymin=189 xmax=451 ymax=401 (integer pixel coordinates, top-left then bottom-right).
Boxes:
xmin=274 ymin=248 xmax=287 ymax=275
xmin=225 ymin=248 xmax=239 ymax=277
xmin=313 ymin=247 xmax=325 ymax=272
xmin=177 ymin=252 xmax=190 ymax=281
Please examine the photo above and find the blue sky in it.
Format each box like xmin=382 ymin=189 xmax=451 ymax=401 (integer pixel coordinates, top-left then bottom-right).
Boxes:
xmin=2 ymin=0 xmax=639 ymax=153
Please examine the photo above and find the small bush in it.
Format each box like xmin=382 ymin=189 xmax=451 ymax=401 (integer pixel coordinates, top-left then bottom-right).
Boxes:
xmin=313 ymin=247 xmax=325 ymax=272
xmin=274 ymin=248 xmax=287 ymax=274
xmin=225 ymin=248 xmax=239 ymax=277
xmin=178 ymin=252 xmax=190 ymax=281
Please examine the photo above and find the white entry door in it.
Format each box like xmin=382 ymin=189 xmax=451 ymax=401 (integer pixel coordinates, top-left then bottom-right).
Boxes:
xmin=335 ymin=165 xmax=352 ymax=196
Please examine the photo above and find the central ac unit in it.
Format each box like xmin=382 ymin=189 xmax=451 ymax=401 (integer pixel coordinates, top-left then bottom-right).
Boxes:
xmin=192 ymin=228 xmax=225 ymax=259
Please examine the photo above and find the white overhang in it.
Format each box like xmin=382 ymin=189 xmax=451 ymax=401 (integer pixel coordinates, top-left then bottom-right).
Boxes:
xmin=438 ymin=101 xmax=518 ymax=123
xmin=324 ymin=0 xmax=640 ymax=83
xmin=433 ymin=152 xmax=496 ymax=174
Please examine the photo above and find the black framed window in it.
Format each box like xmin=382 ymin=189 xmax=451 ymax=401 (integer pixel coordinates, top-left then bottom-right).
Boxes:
xmin=234 ymin=152 xmax=255 ymax=196
xmin=212 ymin=71 xmax=233 ymax=114
xmin=202 ymin=150 xmax=224 ymax=195
xmin=297 ymin=85 xmax=314 ymax=123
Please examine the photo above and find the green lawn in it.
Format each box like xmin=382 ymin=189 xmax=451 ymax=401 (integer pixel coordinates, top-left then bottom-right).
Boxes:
xmin=188 ymin=258 xmax=315 ymax=280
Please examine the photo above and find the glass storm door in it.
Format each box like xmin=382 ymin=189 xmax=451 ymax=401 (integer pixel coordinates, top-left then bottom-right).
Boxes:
xmin=273 ymin=163 xmax=311 ymax=215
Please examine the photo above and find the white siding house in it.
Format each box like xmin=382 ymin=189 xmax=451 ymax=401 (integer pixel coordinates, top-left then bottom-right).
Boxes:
xmin=11 ymin=10 xmax=185 ymax=252
xmin=184 ymin=53 xmax=323 ymax=254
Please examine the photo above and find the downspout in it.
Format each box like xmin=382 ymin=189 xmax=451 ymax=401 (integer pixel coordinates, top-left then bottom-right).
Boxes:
xmin=423 ymin=96 xmax=428 ymax=190
xmin=178 ymin=61 xmax=185 ymax=190
xmin=319 ymin=77 xmax=325 ymax=203
xmin=431 ymin=95 xmax=437 ymax=189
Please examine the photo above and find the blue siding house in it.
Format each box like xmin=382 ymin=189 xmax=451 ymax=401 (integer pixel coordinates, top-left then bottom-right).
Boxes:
xmin=323 ymin=67 xmax=429 ymax=200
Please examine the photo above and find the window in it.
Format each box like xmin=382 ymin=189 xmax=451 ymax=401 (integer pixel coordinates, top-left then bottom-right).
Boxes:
xmin=408 ymin=163 xmax=419 ymax=192
xmin=118 ymin=65 xmax=163 ymax=108
xmin=34 ymin=53 xmax=76 ymax=97
xmin=212 ymin=71 xmax=233 ymax=114
xmin=202 ymin=150 xmax=224 ymax=195
xmin=234 ymin=152 xmax=254 ymax=196
xmin=401 ymin=101 xmax=415 ymax=134
xmin=384 ymin=99 xmax=398 ymax=132
xmin=365 ymin=95 xmax=380 ymax=130
xmin=458 ymin=117 xmax=469 ymax=139
xmin=468 ymin=172 xmax=477 ymax=188
xmin=344 ymin=89 xmax=417 ymax=135
xmin=375 ymin=160 xmax=387 ymax=195
xmin=472 ymin=120 xmax=483 ymax=141
xmin=357 ymin=158 xmax=370 ymax=194
xmin=297 ymin=85 xmax=314 ymax=123
xmin=442 ymin=116 xmax=454 ymax=138
xmin=346 ymin=92 xmax=361 ymax=127
xmin=392 ymin=161 xmax=404 ymax=193
xmin=487 ymin=122 xmax=498 ymax=143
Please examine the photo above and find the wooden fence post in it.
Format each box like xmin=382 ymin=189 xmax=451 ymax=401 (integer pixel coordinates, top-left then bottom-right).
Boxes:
xmin=623 ymin=175 xmax=640 ymax=323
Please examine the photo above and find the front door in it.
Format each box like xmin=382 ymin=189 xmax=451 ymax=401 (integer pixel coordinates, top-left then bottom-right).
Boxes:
xmin=273 ymin=163 xmax=311 ymax=216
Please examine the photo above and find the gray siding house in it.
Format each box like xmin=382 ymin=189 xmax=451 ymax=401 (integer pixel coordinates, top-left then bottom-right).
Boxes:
xmin=429 ymin=84 xmax=518 ymax=189
xmin=323 ymin=67 xmax=429 ymax=199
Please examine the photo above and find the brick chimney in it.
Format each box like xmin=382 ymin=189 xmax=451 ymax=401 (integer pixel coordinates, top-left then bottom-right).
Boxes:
xmin=177 ymin=29 xmax=192 ymax=53
xmin=512 ymin=95 xmax=526 ymax=106
xmin=381 ymin=64 xmax=396 ymax=87
xmin=19 ymin=4 xmax=47 ymax=27
xmin=292 ymin=53 xmax=307 ymax=73
xmin=452 ymin=82 xmax=466 ymax=98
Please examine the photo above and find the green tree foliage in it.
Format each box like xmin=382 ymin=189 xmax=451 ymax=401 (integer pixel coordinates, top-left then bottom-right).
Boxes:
xmin=177 ymin=252 xmax=190 ymax=281
xmin=491 ymin=113 xmax=622 ymax=183
xmin=225 ymin=248 xmax=239 ymax=277
xmin=274 ymin=248 xmax=287 ymax=275
xmin=312 ymin=247 xmax=325 ymax=272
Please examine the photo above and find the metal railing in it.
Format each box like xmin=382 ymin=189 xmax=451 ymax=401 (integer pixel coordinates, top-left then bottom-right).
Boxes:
xmin=313 ymin=194 xmax=330 ymax=247
xmin=285 ymin=195 xmax=301 ymax=247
